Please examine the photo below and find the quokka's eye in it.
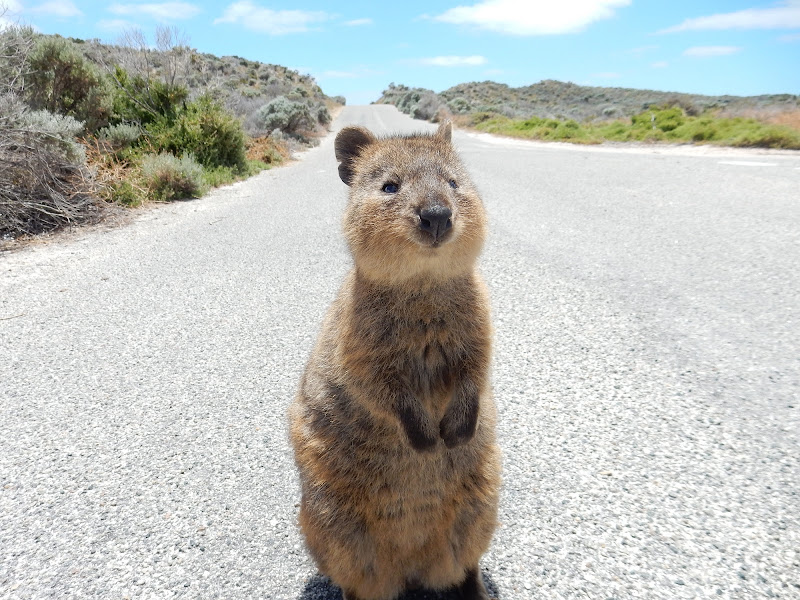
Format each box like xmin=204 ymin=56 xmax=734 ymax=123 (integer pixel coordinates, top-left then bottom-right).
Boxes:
xmin=448 ymin=179 xmax=458 ymax=189
xmin=382 ymin=182 xmax=399 ymax=193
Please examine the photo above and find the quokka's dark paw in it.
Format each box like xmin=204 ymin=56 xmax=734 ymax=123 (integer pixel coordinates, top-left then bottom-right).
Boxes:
xmin=439 ymin=406 xmax=478 ymax=449
xmin=398 ymin=404 xmax=439 ymax=452
xmin=454 ymin=567 xmax=491 ymax=600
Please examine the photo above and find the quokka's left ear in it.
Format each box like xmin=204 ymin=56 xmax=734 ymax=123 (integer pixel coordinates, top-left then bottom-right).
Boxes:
xmin=436 ymin=121 xmax=452 ymax=143
xmin=335 ymin=126 xmax=377 ymax=186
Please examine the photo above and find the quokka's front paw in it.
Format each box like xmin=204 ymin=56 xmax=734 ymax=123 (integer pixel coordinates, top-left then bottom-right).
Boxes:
xmin=439 ymin=396 xmax=479 ymax=449
xmin=397 ymin=403 xmax=439 ymax=452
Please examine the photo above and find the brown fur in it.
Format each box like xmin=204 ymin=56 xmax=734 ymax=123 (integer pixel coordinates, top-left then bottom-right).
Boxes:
xmin=289 ymin=122 xmax=501 ymax=600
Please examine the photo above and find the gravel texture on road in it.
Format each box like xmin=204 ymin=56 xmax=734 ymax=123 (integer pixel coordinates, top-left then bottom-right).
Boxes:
xmin=1 ymin=105 xmax=798 ymax=599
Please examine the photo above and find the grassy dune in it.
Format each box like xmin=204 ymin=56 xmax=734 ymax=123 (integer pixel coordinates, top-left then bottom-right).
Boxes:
xmin=463 ymin=107 xmax=800 ymax=150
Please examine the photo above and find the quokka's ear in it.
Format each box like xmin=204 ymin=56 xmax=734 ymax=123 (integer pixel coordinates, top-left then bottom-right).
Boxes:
xmin=436 ymin=121 xmax=452 ymax=143
xmin=335 ymin=126 xmax=376 ymax=186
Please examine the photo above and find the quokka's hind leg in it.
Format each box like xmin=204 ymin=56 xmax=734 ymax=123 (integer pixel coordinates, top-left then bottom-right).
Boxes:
xmin=454 ymin=567 xmax=491 ymax=600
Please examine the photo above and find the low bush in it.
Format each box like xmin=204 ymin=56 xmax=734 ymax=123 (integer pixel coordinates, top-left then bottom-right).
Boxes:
xmin=148 ymin=95 xmax=248 ymax=172
xmin=255 ymin=96 xmax=315 ymax=135
xmin=1 ymin=94 xmax=101 ymax=237
xmin=140 ymin=152 xmax=205 ymax=201
xmin=98 ymin=123 xmax=142 ymax=149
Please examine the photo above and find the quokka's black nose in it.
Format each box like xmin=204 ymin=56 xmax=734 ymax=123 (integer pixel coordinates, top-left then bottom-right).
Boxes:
xmin=419 ymin=205 xmax=453 ymax=241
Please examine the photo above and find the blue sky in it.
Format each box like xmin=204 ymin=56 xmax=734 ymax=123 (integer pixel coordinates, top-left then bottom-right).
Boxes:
xmin=2 ymin=0 xmax=799 ymax=104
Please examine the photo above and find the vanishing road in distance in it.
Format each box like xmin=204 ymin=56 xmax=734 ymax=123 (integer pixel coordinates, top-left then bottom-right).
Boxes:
xmin=2 ymin=105 xmax=798 ymax=599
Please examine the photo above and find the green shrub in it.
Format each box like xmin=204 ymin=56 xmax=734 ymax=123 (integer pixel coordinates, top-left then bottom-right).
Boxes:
xmin=110 ymin=66 xmax=189 ymax=126
xmin=25 ymin=36 xmax=112 ymax=132
xmin=448 ymin=97 xmax=472 ymax=114
xmin=107 ymin=180 xmax=142 ymax=206
xmin=255 ymin=96 xmax=315 ymax=135
xmin=201 ymin=165 xmax=237 ymax=188
xmin=632 ymin=106 xmax=685 ymax=132
xmin=140 ymin=152 xmax=205 ymax=201
xmin=148 ymin=95 xmax=248 ymax=172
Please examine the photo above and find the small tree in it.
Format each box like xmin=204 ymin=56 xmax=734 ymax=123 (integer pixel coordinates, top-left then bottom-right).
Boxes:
xmin=24 ymin=36 xmax=112 ymax=132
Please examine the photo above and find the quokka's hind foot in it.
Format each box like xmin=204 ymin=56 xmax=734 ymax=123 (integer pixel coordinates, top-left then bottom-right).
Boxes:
xmin=454 ymin=567 xmax=492 ymax=600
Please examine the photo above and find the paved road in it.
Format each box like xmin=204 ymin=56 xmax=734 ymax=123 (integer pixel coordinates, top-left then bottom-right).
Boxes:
xmin=1 ymin=105 xmax=798 ymax=599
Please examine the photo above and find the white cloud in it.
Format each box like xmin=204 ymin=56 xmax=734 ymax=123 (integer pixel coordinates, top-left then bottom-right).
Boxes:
xmin=214 ymin=2 xmax=329 ymax=34
xmin=1 ymin=0 xmax=23 ymax=14
xmin=651 ymin=60 xmax=669 ymax=68
xmin=432 ymin=0 xmax=631 ymax=35
xmin=592 ymin=71 xmax=620 ymax=78
xmin=31 ymin=1 xmax=82 ymax=17
xmin=0 ymin=0 xmax=23 ymax=29
xmin=110 ymin=2 xmax=201 ymax=22
xmin=661 ymin=1 xmax=800 ymax=33
xmin=778 ymin=32 xmax=800 ymax=41
xmin=344 ymin=18 xmax=372 ymax=26
xmin=683 ymin=46 xmax=742 ymax=57
xmin=414 ymin=55 xmax=488 ymax=67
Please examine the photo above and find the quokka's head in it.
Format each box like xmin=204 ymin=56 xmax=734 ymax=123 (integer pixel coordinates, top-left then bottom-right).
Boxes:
xmin=335 ymin=122 xmax=487 ymax=286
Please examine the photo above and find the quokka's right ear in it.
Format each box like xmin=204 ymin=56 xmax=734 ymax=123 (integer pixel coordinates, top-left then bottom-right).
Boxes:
xmin=335 ymin=126 xmax=376 ymax=186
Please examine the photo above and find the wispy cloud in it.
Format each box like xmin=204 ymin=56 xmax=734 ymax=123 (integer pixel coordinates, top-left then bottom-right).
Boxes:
xmin=651 ymin=60 xmax=669 ymax=68
xmin=214 ymin=2 xmax=330 ymax=34
xmin=778 ymin=32 xmax=800 ymax=42
xmin=411 ymin=55 xmax=488 ymax=67
xmin=110 ymin=2 xmax=201 ymax=21
xmin=683 ymin=46 xmax=742 ymax=57
xmin=593 ymin=71 xmax=620 ymax=79
xmin=0 ymin=0 xmax=23 ymax=29
xmin=344 ymin=18 xmax=372 ymax=26
xmin=31 ymin=1 xmax=82 ymax=17
xmin=431 ymin=0 xmax=631 ymax=35
xmin=661 ymin=1 xmax=800 ymax=33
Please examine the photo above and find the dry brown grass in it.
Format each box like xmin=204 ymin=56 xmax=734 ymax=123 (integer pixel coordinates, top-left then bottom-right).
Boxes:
xmin=767 ymin=110 xmax=800 ymax=131
xmin=246 ymin=136 xmax=290 ymax=165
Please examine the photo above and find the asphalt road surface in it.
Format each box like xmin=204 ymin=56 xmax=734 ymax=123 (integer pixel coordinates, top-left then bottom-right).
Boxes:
xmin=1 ymin=105 xmax=798 ymax=599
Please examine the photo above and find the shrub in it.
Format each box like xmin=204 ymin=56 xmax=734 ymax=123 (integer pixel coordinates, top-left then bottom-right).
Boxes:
xmin=448 ymin=97 xmax=472 ymax=114
xmin=316 ymin=104 xmax=331 ymax=125
xmin=24 ymin=36 xmax=112 ymax=132
xmin=255 ymin=96 xmax=315 ymax=135
xmin=18 ymin=109 xmax=86 ymax=163
xmin=632 ymin=106 xmax=685 ymax=133
xmin=98 ymin=123 xmax=142 ymax=149
xmin=109 ymin=66 xmax=189 ymax=126
xmin=413 ymin=92 xmax=444 ymax=121
xmin=140 ymin=152 xmax=205 ymax=201
xmin=148 ymin=95 xmax=248 ymax=172
xmin=1 ymin=93 xmax=101 ymax=238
